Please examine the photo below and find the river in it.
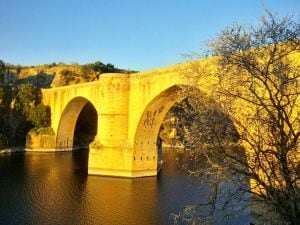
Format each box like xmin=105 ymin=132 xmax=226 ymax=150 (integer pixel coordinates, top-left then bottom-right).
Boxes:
xmin=0 ymin=149 xmax=250 ymax=225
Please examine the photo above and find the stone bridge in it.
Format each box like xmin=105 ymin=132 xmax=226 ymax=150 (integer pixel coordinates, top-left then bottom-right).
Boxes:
xmin=26 ymin=58 xmax=220 ymax=177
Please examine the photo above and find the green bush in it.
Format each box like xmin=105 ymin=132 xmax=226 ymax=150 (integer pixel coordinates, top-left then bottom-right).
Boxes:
xmin=15 ymin=84 xmax=38 ymax=117
xmin=0 ymin=87 xmax=4 ymax=102
xmin=28 ymin=104 xmax=51 ymax=128
xmin=0 ymin=133 xmax=8 ymax=149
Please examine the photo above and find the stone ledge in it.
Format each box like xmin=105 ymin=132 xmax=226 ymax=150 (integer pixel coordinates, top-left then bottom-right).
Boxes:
xmin=88 ymin=167 xmax=157 ymax=178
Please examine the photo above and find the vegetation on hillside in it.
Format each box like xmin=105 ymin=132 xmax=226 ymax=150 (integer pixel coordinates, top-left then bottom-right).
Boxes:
xmin=161 ymin=95 xmax=239 ymax=148
xmin=50 ymin=61 xmax=137 ymax=87
xmin=0 ymin=60 xmax=137 ymax=88
xmin=0 ymin=84 xmax=50 ymax=148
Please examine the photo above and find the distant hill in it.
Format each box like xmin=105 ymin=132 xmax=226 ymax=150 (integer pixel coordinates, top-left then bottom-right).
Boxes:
xmin=0 ymin=60 xmax=137 ymax=88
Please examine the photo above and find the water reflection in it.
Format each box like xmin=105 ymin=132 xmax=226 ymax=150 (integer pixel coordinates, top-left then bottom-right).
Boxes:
xmin=0 ymin=149 xmax=249 ymax=225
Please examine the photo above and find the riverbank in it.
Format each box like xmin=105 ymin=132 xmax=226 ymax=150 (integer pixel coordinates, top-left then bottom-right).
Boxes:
xmin=0 ymin=147 xmax=24 ymax=154
xmin=0 ymin=146 xmax=88 ymax=154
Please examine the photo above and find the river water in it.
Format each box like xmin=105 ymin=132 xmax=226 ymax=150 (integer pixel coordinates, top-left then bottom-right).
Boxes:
xmin=0 ymin=149 xmax=250 ymax=225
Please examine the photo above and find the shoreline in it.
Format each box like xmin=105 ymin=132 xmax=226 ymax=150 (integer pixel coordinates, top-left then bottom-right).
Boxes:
xmin=0 ymin=146 xmax=88 ymax=154
xmin=0 ymin=148 xmax=25 ymax=154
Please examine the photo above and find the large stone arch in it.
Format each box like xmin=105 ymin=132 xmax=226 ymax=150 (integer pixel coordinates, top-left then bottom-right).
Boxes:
xmin=56 ymin=96 xmax=98 ymax=150
xmin=132 ymin=84 xmax=203 ymax=175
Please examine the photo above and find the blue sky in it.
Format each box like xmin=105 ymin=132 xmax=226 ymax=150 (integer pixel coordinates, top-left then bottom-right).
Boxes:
xmin=1 ymin=0 xmax=299 ymax=71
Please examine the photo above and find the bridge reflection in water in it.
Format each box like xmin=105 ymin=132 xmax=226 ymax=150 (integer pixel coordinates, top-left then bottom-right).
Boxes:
xmin=0 ymin=148 xmax=249 ymax=225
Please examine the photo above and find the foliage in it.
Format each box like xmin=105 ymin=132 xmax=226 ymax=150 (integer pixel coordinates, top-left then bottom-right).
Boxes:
xmin=0 ymin=60 xmax=5 ymax=69
xmin=15 ymin=84 xmax=38 ymax=117
xmin=0 ymin=86 xmax=5 ymax=108
xmin=28 ymin=104 xmax=51 ymax=128
xmin=60 ymin=68 xmax=80 ymax=85
xmin=179 ymin=11 xmax=300 ymax=225
xmin=170 ymin=94 xmax=247 ymax=225
xmin=0 ymin=60 xmax=5 ymax=83
xmin=14 ymin=120 xmax=33 ymax=145
xmin=0 ymin=133 xmax=7 ymax=149
xmin=59 ymin=61 xmax=119 ymax=86
xmin=81 ymin=61 xmax=137 ymax=77
xmin=213 ymin=12 xmax=300 ymax=225
xmin=0 ymin=83 xmax=51 ymax=147
xmin=56 ymin=61 xmax=137 ymax=86
xmin=82 ymin=61 xmax=116 ymax=73
xmin=47 ymin=62 xmax=57 ymax=67
xmin=165 ymin=96 xmax=239 ymax=148
xmin=4 ymin=63 xmax=22 ymax=72
xmin=0 ymin=86 xmax=4 ymax=101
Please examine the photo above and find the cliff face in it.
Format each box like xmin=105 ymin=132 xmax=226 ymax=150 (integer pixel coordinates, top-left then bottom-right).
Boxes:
xmin=3 ymin=64 xmax=99 ymax=88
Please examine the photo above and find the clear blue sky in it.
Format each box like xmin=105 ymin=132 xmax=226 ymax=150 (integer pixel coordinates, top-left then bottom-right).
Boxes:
xmin=1 ymin=0 xmax=299 ymax=71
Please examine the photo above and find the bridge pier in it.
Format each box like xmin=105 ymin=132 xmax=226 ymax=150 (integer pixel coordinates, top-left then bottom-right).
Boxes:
xmin=84 ymin=73 xmax=157 ymax=177
xmin=88 ymin=141 xmax=158 ymax=178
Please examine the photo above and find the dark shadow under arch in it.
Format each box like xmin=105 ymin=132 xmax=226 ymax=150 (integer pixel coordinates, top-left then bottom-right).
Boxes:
xmin=56 ymin=97 xmax=98 ymax=150
xmin=132 ymin=85 xmax=202 ymax=171
xmin=132 ymin=84 xmax=240 ymax=172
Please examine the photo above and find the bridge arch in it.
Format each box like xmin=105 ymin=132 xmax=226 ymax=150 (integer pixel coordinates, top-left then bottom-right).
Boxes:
xmin=132 ymin=84 xmax=204 ymax=172
xmin=56 ymin=96 xmax=98 ymax=150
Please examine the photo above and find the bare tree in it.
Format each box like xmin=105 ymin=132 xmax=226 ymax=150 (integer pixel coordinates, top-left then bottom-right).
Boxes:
xmin=174 ymin=11 xmax=300 ymax=225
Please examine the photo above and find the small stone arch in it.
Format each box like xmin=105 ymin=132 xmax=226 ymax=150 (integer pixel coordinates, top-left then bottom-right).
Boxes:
xmin=56 ymin=96 xmax=98 ymax=150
